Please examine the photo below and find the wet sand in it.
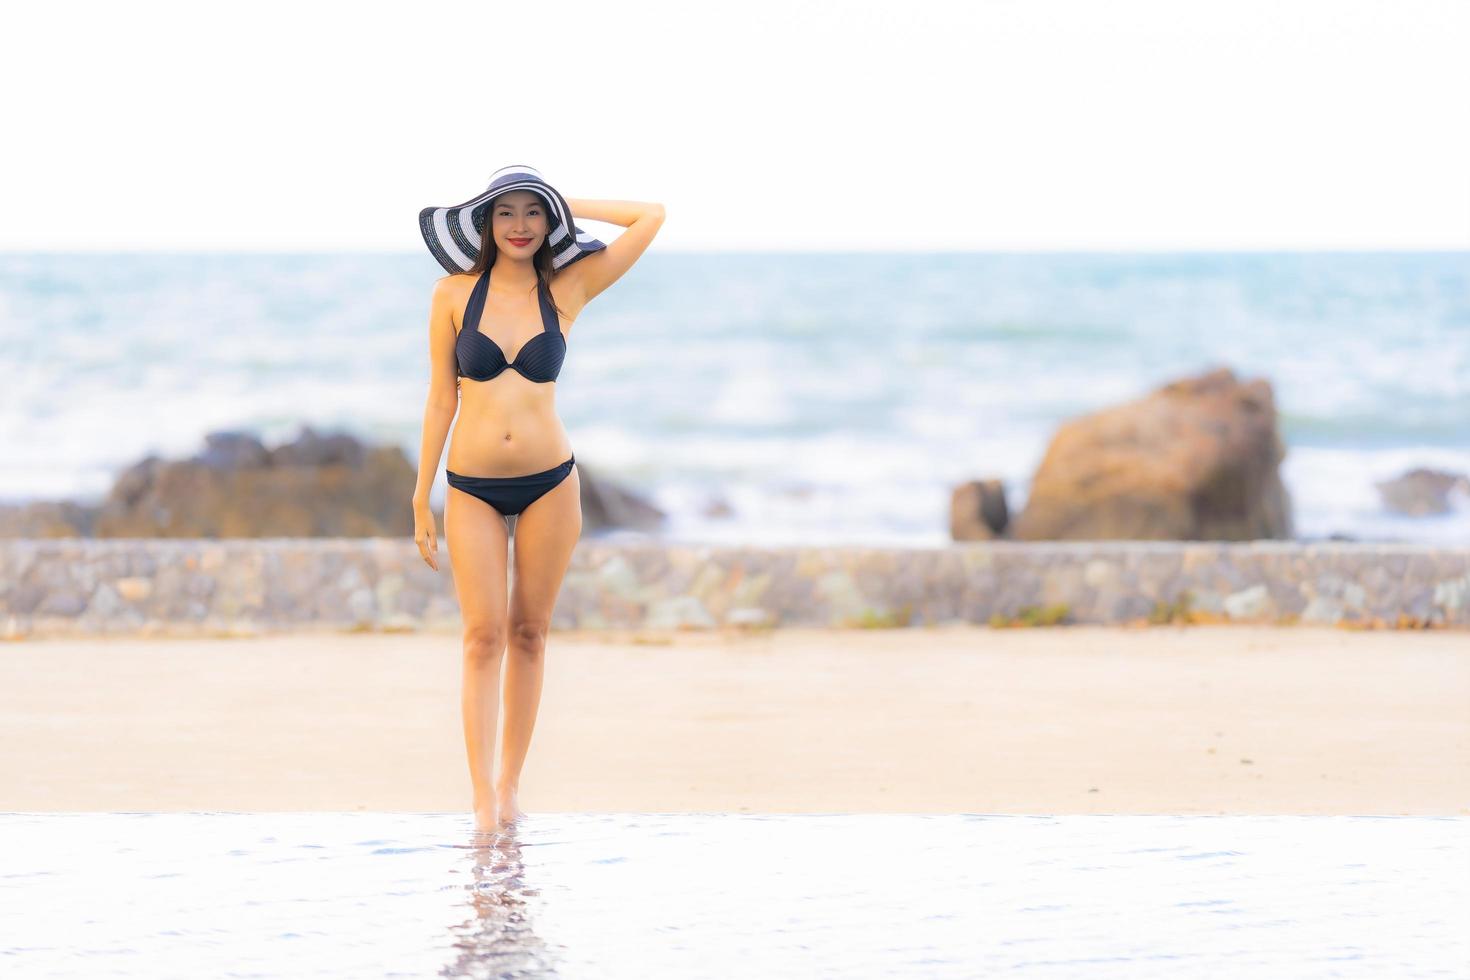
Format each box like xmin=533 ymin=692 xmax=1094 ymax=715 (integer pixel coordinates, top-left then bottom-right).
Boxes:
xmin=2 ymin=625 xmax=1466 ymax=816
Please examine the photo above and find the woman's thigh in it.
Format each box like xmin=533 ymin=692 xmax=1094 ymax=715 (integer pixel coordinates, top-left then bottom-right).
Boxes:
xmin=445 ymin=486 xmax=511 ymax=632
xmin=508 ymin=464 xmax=583 ymax=630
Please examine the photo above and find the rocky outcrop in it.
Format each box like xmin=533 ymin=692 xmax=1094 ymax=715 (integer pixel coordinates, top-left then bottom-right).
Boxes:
xmin=1376 ymin=467 xmax=1470 ymax=517
xmin=94 ymin=427 xmax=417 ymax=537
xmin=0 ymin=426 xmax=665 ymax=539
xmin=1012 ymin=366 xmax=1293 ymax=541
xmin=950 ymin=479 xmax=1009 ymax=541
xmin=0 ymin=500 xmax=98 ymax=539
xmin=579 ymin=463 xmax=667 ymax=533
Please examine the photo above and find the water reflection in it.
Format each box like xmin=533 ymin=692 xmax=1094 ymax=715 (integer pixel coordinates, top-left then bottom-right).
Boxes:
xmin=442 ymin=828 xmax=561 ymax=979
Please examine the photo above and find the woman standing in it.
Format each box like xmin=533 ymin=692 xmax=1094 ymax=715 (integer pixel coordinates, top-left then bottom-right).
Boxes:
xmin=411 ymin=165 xmax=665 ymax=832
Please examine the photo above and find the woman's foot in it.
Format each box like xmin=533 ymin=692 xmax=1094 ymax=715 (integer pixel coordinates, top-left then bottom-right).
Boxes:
xmin=473 ymin=799 xmax=499 ymax=833
xmin=495 ymin=783 xmax=526 ymax=826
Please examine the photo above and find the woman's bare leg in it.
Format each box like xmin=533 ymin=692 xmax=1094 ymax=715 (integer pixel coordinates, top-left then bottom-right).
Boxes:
xmin=445 ymin=485 xmax=512 ymax=832
xmin=498 ymin=464 xmax=583 ymax=825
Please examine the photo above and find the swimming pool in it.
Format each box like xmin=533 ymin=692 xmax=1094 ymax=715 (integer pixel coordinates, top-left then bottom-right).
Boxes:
xmin=2 ymin=812 xmax=1465 ymax=978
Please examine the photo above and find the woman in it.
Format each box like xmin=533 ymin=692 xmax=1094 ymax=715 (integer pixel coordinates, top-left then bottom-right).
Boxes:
xmin=410 ymin=165 xmax=665 ymax=832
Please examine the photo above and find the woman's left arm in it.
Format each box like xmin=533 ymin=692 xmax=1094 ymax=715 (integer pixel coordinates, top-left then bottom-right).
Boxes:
xmin=561 ymin=199 xmax=666 ymax=304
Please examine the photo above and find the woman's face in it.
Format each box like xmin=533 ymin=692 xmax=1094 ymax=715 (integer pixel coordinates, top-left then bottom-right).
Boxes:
xmin=490 ymin=190 xmax=551 ymax=255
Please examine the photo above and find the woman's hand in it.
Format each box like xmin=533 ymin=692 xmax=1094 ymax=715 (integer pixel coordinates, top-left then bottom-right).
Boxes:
xmin=413 ymin=501 xmax=439 ymax=571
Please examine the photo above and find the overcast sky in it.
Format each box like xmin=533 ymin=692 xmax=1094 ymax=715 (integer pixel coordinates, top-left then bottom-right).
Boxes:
xmin=2 ymin=0 xmax=1465 ymax=251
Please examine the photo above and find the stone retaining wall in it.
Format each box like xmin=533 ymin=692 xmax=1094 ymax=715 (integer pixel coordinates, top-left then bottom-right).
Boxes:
xmin=2 ymin=539 xmax=1468 ymax=638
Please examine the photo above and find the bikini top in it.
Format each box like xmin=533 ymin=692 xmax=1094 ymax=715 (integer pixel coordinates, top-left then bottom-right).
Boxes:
xmin=455 ymin=266 xmax=566 ymax=384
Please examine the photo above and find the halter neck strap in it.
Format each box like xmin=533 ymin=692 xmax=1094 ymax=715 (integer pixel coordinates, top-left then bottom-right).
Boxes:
xmin=462 ymin=265 xmax=559 ymax=335
xmin=535 ymin=277 xmax=561 ymax=334
xmin=463 ymin=266 xmax=491 ymax=334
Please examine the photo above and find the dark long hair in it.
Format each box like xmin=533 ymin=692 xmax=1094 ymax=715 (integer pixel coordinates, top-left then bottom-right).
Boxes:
xmin=453 ymin=192 xmax=571 ymax=394
xmin=464 ymin=192 xmax=570 ymax=323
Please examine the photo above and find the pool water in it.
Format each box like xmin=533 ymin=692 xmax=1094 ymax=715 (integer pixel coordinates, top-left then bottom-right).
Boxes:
xmin=2 ymin=812 xmax=1466 ymax=978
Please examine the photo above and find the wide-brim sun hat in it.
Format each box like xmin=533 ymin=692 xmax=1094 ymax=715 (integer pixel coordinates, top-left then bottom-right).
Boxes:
xmin=418 ymin=164 xmax=608 ymax=275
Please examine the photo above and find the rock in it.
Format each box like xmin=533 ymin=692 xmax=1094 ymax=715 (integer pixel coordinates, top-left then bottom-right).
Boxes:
xmin=578 ymin=463 xmax=666 ymax=533
xmin=1013 ymin=365 xmax=1293 ymax=541
xmin=1 ymin=422 xmax=666 ymax=540
xmin=645 ymin=595 xmax=716 ymax=629
xmin=1374 ymin=467 xmax=1470 ymax=517
xmin=194 ymin=431 xmax=270 ymax=471
xmin=109 ymin=455 xmax=164 ymax=509
xmin=93 ymin=426 xmax=416 ymax=538
xmin=950 ymin=478 xmax=1009 ymax=541
xmin=1223 ymin=583 xmax=1273 ymax=620
xmin=267 ymin=426 xmax=365 ymax=468
xmin=726 ymin=606 xmax=775 ymax=627
xmin=0 ymin=500 xmax=97 ymax=538
xmin=702 ymin=494 xmax=735 ymax=519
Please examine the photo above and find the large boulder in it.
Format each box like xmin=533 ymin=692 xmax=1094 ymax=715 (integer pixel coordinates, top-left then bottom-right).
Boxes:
xmin=1012 ymin=366 xmax=1293 ymax=541
xmin=95 ymin=427 xmax=415 ymax=538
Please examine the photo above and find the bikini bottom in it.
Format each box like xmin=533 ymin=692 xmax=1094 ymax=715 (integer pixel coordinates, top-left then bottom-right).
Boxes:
xmin=446 ymin=454 xmax=576 ymax=534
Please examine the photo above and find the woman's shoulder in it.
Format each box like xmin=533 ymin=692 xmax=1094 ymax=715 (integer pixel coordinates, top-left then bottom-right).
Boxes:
xmin=431 ymin=273 xmax=476 ymax=319
xmin=434 ymin=271 xmax=475 ymax=294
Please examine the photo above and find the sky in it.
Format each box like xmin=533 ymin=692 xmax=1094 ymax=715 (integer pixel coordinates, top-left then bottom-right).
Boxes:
xmin=1 ymin=0 xmax=1466 ymax=252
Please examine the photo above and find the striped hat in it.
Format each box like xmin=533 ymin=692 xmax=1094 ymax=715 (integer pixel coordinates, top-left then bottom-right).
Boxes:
xmin=418 ymin=165 xmax=608 ymax=275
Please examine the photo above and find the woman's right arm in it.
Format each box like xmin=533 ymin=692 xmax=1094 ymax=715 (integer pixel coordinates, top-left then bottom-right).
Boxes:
xmin=412 ymin=276 xmax=461 ymax=570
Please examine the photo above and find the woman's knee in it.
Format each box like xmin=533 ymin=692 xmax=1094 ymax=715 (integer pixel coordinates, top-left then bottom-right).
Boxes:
xmin=508 ymin=619 xmax=549 ymax=656
xmin=462 ymin=621 xmax=508 ymax=663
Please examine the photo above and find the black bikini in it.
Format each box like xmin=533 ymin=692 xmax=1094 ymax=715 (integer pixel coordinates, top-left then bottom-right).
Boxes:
xmin=454 ymin=264 xmax=567 ymax=384
xmin=444 ymin=266 xmax=577 ymax=526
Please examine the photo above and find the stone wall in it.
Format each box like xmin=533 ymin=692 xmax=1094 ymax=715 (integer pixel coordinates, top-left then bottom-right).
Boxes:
xmin=2 ymin=539 xmax=1467 ymax=638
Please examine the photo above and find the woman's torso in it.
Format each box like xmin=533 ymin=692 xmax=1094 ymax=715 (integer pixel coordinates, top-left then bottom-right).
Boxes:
xmin=445 ymin=267 xmax=585 ymax=477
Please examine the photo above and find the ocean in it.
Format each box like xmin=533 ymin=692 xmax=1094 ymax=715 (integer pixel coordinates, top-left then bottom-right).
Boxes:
xmin=1 ymin=251 xmax=1465 ymax=545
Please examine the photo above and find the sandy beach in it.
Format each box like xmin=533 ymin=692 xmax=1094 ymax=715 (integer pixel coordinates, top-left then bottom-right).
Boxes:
xmin=2 ymin=625 xmax=1466 ymax=816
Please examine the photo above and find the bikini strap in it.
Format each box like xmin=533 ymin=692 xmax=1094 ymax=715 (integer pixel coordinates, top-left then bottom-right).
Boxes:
xmin=462 ymin=266 xmax=491 ymax=335
xmin=536 ymin=277 xmax=561 ymax=334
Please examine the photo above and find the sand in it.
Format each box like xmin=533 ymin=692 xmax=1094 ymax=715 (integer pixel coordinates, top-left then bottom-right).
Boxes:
xmin=1 ymin=625 xmax=1466 ymax=816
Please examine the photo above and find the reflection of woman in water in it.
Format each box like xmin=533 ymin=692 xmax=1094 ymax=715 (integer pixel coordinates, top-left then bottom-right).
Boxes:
xmin=411 ymin=166 xmax=665 ymax=831
xmin=443 ymin=832 xmax=562 ymax=976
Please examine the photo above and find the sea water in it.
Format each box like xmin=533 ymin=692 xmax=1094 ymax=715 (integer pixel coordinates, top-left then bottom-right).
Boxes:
xmin=1 ymin=251 xmax=1466 ymax=546
xmin=1 ymin=812 xmax=1466 ymax=979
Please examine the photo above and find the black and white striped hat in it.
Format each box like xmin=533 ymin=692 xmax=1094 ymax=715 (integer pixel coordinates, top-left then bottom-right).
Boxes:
xmin=418 ymin=165 xmax=607 ymax=275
